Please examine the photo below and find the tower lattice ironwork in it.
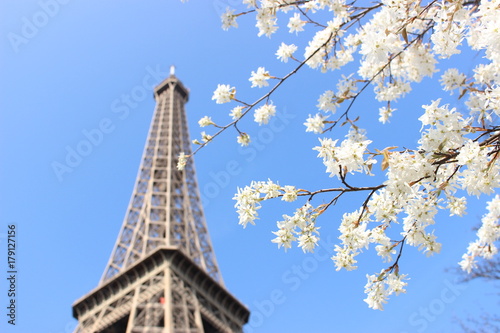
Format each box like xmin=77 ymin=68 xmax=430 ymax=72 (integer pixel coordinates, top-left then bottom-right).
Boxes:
xmin=73 ymin=69 xmax=249 ymax=333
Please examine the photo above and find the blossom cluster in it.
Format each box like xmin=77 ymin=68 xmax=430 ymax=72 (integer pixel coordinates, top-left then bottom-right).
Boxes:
xmin=364 ymin=269 xmax=408 ymax=310
xmin=233 ymin=180 xmax=299 ymax=228
xmin=272 ymin=203 xmax=321 ymax=253
xmin=233 ymin=180 xmax=322 ymax=252
xmin=459 ymin=195 xmax=500 ymax=273
xmin=181 ymin=0 xmax=500 ymax=309
xmin=313 ymin=128 xmax=376 ymax=178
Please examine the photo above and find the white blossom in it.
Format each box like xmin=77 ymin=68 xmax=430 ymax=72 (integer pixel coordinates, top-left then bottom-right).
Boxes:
xmin=338 ymin=210 xmax=370 ymax=250
xmin=229 ymin=106 xmax=244 ymax=120
xmin=242 ymin=0 xmax=256 ymax=7
xmin=467 ymin=0 xmax=500 ymax=63
xmin=374 ymin=81 xmax=411 ymax=102
xmin=288 ymin=12 xmax=306 ymax=34
xmin=313 ymin=128 xmax=375 ymax=178
xmin=221 ymin=7 xmax=238 ymax=30
xmin=364 ymin=270 xmax=408 ymax=310
xmin=431 ymin=2 xmax=468 ymax=58
xmin=282 ymin=185 xmax=298 ymax=202
xmin=317 ymin=90 xmax=338 ymax=113
xmin=212 ymin=84 xmax=235 ymax=104
xmin=198 ymin=116 xmax=214 ymax=127
xmin=332 ymin=245 xmax=359 ymax=271
xmin=177 ymin=152 xmax=187 ymax=171
xmin=256 ymin=8 xmax=278 ymax=37
xmin=440 ymin=68 xmax=466 ymax=93
xmin=456 ymin=140 xmax=481 ymax=167
xmin=237 ymin=133 xmax=251 ymax=146
xmin=336 ymin=74 xmax=358 ymax=98
xmin=447 ymin=196 xmax=467 ymax=217
xmin=271 ymin=226 xmax=296 ymax=250
xmin=460 ymin=195 xmax=500 ymax=273
xmin=272 ymin=202 xmax=320 ymax=252
xmin=249 ymin=67 xmax=271 ymax=88
xmin=418 ymin=100 xmax=467 ymax=154
xmin=276 ymin=42 xmax=297 ymax=63
xmin=304 ymin=113 xmax=328 ymax=133
xmin=201 ymin=132 xmax=212 ymax=143
xmin=254 ymin=103 xmax=276 ymax=125
xmin=378 ymin=106 xmax=396 ymax=124
xmin=261 ymin=179 xmax=281 ymax=199
xmin=233 ymin=182 xmax=262 ymax=228
xmin=298 ymin=230 xmax=319 ymax=253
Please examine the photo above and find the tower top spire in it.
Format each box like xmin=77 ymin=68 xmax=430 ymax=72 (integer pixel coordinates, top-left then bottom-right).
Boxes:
xmin=170 ymin=65 xmax=175 ymax=76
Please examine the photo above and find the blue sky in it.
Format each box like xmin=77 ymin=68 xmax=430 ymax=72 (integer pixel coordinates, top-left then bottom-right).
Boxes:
xmin=1 ymin=1 xmax=499 ymax=332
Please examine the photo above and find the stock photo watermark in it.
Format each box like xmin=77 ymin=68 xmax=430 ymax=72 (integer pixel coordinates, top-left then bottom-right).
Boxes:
xmin=402 ymin=279 xmax=467 ymax=333
xmin=7 ymin=0 xmax=72 ymax=53
xmin=0 ymin=225 xmax=18 ymax=326
xmin=200 ymin=107 xmax=296 ymax=208
xmin=245 ymin=236 xmax=335 ymax=332
xmin=51 ymin=65 xmax=169 ymax=182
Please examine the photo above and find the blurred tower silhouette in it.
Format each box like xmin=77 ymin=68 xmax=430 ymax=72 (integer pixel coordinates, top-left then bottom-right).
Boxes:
xmin=72 ymin=68 xmax=249 ymax=332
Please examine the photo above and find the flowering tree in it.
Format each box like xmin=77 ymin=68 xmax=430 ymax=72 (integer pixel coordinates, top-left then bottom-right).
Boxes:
xmin=177 ymin=0 xmax=500 ymax=310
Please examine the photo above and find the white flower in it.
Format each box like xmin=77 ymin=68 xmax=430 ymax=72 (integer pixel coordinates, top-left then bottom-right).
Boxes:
xmin=201 ymin=132 xmax=212 ymax=143
xmin=177 ymin=152 xmax=187 ymax=171
xmin=249 ymin=67 xmax=270 ymax=88
xmin=256 ymin=8 xmax=278 ymax=37
xmin=242 ymin=0 xmax=256 ymax=7
xmin=304 ymin=113 xmax=328 ymax=133
xmin=254 ymin=103 xmax=276 ymax=125
xmin=298 ymin=231 xmax=319 ymax=253
xmin=229 ymin=106 xmax=244 ymax=120
xmin=378 ymin=106 xmax=396 ymax=124
xmin=198 ymin=116 xmax=214 ymax=127
xmin=221 ymin=7 xmax=238 ymax=30
xmin=440 ymin=68 xmax=466 ymax=92
xmin=261 ymin=179 xmax=280 ymax=199
xmin=288 ymin=12 xmax=306 ymax=34
xmin=212 ymin=84 xmax=235 ymax=104
xmin=456 ymin=140 xmax=481 ymax=166
xmin=364 ymin=270 xmax=408 ymax=310
xmin=304 ymin=26 xmax=334 ymax=70
xmin=418 ymin=100 xmax=467 ymax=154
xmin=271 ymin=202 xmax=321 ymax=252
xmin=374 ymin=81 xmax=411 ymax=102
xmin=317 ymin=90 xmax=339 ymax=112
xmin=460 ymin=195 xmax=500 ymax=272
xmin=430 ymin=3 xmax=466 ymax=58
xmin=363 ymin=274 xmax=388 ymax=310
xmin=233 ymin=183 xmax=262 ymax=228
xmin=447 ymin=196 xmax=467 ymax=216
xmin=339 ymin=211 xmax=371 ymax=250
xmin=336 ymin=74 xmax=358 ymax=98
xmin=358 ymin=25 xmax=403 ymax=65
xmin=276 ymin=42 xmax=297 ymax=63
xmin=331 ymin=245 xmax=359 ymax=271
xmin=313 ymin=128 xmax=375 ymax=178
xmin=282 ymin=185 xmax=298 ymax=202
xmin=459 ymin=253 xmax=477 ymax=274
xmin=237 ymin=133 xmax=250 ymax=146
xmin=473 ymin=63 xmax=500 ymax=85
xmin=271 ymin=227 xmax=296 ymax=250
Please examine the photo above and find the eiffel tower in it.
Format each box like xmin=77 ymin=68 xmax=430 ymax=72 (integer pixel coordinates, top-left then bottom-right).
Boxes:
xmin=72 ymin=67 xmax=250 ymax=333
